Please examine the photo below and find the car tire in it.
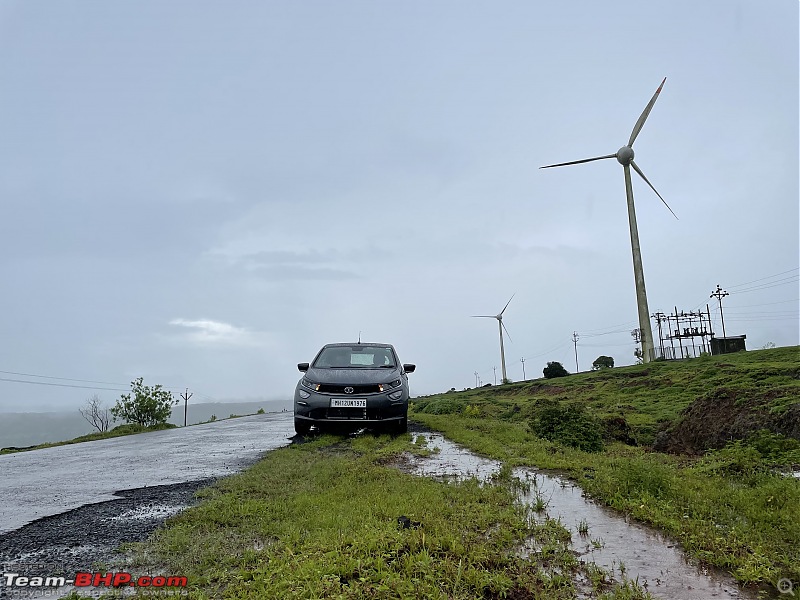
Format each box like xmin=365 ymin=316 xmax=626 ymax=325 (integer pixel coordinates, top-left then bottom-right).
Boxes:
xmin=294 ymin=418 xmax=311 ymax=436
xmin=392 ymin=415 xmax=408 ymax=434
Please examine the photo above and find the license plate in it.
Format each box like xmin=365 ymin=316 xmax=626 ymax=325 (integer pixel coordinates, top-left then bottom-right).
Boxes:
xmin=330 ymin=398 xmax=366 ymax=408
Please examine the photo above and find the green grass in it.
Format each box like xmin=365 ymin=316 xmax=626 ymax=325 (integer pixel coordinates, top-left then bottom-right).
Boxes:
xmin=414 ymin=346 xmax=800 ymax=447
xmin=408 ymin=347 xmax=800 ymax=591
xmin=412 ymin=414 xmax=800 ymax=587
xmin=116 ymin=433 xmax=653 ymax=599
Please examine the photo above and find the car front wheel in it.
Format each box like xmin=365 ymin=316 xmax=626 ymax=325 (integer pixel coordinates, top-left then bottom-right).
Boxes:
xmin=294 ymin=418 xmax=311 ymax=436
xmin=391 ymin=415 xmax=408 ymax=434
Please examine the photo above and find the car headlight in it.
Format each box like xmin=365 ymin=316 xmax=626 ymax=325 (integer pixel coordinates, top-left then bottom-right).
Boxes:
xmin=298 ymin=390 xmax=310 ymax=399
xmin=388 ymin=390 xmax=404 ymax=401
xmin=379 ymin=380 xmax=402 ymax=392
xmin=301 ymin=378 xmax=320 ymax=391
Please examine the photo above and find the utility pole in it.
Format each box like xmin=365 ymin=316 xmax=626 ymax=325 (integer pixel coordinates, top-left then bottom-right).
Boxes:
xmin=572 ymin=332 xmax=580 ymax=373
xmin=493 ymin=366 xmax=497 ymax=385
xmin=710 ymin=284 xmax=729 ymax=338
xmin=181 ymin=388 xmax=192 ymax=427
xmin=520 ymin=357 xmax=526 ymax=381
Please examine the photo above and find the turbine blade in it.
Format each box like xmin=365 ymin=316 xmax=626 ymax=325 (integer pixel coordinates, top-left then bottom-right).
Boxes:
xmin=629 ymin=77 xmax=666 ymax=147
xmin=540 ymin=154 xmax=616 ymax=169
xmin=630 ymin=160 xmax=678 ymax=220
xmin=501 ymin=321 xmax=512 ymax=342
xmin=471 ymin=315 xmax=496 ymax=318
xmin=499 ymin=293 xmax=515 ymax=316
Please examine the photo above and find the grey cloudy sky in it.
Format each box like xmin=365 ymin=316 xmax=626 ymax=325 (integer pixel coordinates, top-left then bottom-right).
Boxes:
xmin=1 ymin=1 xmax=797 ymax=412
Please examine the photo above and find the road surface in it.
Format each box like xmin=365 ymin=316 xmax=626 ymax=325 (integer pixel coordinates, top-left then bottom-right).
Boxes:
xmin=0 ymin=412 xmax=294 ymax=533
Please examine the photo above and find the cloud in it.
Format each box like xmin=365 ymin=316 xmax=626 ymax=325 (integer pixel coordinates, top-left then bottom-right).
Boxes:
xmin=167 ymin=318 xmax=264 ymax=347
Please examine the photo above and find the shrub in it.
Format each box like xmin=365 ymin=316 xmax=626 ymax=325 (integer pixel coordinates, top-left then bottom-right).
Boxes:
xmin=591 ymin=356 xmax=615 ymax=370
xmin=543 ymin=361 xmax=569 ymax=379
xmin=529 ymin=399 xmax=604 ymax=452
xmin=111 ymin=378 xmax=177 ymax=427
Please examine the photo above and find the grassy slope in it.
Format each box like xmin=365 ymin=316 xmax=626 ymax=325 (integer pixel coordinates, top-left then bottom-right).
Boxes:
xmin=116 ymin=434 xmax=651 ymax=599
xmin=411 ymin=347 xmax=800 ymax=589
xmin=415 ymin=346 xmax=800 ymax=446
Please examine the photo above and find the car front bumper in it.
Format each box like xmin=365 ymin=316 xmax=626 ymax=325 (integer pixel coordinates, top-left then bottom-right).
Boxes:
xmin=294 ymin=390 xmax=408 ymax=424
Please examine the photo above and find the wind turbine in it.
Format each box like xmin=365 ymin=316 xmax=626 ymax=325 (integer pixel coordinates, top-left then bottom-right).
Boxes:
xmin=472 ymin=295 xmax=514 ymax=383
xmin=540 ymin=78 xmax=677 ymax=364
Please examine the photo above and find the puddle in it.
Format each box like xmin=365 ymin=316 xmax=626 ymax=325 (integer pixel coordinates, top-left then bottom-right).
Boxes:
xmin=106 ymin=504 xmax=184 ymax=522
xmin=406 ymin=432 xmax=766 ymax=600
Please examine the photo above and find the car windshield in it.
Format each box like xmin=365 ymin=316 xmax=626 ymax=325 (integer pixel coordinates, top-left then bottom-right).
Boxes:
xmin=313 ymin=346 xmax=396 ymax=369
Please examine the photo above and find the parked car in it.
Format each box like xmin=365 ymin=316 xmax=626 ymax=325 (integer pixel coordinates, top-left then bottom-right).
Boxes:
xmin=294 ymin=343 xmax=415 ymax=435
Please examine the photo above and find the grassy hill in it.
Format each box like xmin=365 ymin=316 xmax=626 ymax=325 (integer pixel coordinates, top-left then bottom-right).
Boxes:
xmin=409 ymin=346 xmax=800 ymax=590
xmin=413 ymin=346 xmax=800 ymax=452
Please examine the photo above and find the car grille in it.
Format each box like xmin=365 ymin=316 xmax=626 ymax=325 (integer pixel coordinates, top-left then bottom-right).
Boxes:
xmin=327 ymin=407 xmax=368 ymax=420
xmin=316 ymin=384 xmax=382 ymax=395
xmin=307 ymin=407 xmax=403 ymax=421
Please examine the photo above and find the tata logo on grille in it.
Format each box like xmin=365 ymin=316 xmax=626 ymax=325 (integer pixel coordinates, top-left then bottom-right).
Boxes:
xmin=344 ymin=387 xmax=354 ymax=394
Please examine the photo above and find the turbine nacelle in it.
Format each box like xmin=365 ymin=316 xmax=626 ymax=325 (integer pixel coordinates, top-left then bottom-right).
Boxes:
xmin=616 ymin=146 xmax=634 ymax=166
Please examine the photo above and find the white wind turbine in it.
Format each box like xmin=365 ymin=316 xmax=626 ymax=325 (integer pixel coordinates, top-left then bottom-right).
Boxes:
xmin=540 ymin=78 xmax=678 ymax=363
xmin=472 ymin=295 xmax=514 ymax=383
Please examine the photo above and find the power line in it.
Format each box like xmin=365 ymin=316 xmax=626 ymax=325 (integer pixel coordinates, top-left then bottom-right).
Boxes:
xmin=0 ymin=368 xmax=213 ymax=398
xmin=0 ymin=369 xmax=128 ymax=386
xmin=0 ymin=377 xmax=128 ymax=392
xmin=730 ymin=278 xmax=799 ymax=294
xmin=726 ymin=298 xmax=798 ymax=308
xmin=727 ymin=267 xmax=799 ymax=290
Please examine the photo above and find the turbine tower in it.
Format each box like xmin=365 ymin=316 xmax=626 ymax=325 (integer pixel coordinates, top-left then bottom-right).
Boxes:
xmin=540 ymin=78 xmax=677 ymax=363
xmin=472 ymin=295 xmax=514 ymax=383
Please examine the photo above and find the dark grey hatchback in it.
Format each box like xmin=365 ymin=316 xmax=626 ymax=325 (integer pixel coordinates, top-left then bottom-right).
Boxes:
xmin=293 ymin=343 xmax=415 ymax=435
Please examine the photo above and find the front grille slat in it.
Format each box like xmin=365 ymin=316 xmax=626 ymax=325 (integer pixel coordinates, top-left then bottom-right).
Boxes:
xmin=317 ymin=384 xmax=381 ymax=394
xmin=327 ymin=407 xmax=368 ymax=420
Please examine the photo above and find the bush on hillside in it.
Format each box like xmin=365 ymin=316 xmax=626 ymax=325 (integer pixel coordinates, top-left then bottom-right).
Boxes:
xmin=529 ymin=399 xmax=604 ymax=452
xmin=543 ymin=361 xmax=569 ymax=379
xmin=592 ymin=356 xmax=615 ymax=370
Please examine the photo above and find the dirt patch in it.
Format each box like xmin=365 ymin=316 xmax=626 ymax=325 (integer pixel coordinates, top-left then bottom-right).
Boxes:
xmin=653 ymin=388 xmax=800 ymax=454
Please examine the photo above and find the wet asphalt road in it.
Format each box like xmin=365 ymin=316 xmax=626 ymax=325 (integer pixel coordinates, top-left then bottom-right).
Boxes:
xmin=0 ymin=412 xmax=294 ymax=534
xmin=1 ymin=412 xmax=295 ymax=598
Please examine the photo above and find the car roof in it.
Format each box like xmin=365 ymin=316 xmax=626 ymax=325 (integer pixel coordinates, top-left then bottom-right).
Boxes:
xmin=323 ymin=343 xmax=394 ymax=349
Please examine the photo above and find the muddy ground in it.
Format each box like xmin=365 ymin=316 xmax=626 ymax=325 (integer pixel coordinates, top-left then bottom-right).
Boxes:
xmin=654 ymin=388 xmax=800 ymax=454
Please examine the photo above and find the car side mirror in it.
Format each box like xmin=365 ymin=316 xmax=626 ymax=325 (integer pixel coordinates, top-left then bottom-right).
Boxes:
xmin=403 ymin=364 xmax=416 ymax=373
xmin=297 ymin=363 xmax=309 ymax=372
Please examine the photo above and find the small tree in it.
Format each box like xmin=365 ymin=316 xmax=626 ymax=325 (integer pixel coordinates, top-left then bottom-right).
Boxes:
xmin=111 ymin=377 xmax=177 ymax=427
xmin=543 ymin=361 xmax=569 ymax=379
xmin=79 ymin=394 xmax=110 ymax=433
xmin=591 ymin=355 xmax=615 ymax=370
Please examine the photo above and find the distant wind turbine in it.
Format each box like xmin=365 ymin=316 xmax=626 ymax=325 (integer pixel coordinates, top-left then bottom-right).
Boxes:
xmin=472 ymin=295 xmax=514 ymax=383
xmin=540 ymin=78 xmax=677 ymax=364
